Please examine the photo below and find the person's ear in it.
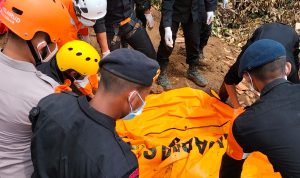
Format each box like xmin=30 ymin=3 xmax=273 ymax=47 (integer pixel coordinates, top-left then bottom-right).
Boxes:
xmin=243 ymin=72 xmax=250 ymax=82
xmin=127 ymin=90 xmax=139 ymax=106
xmin=285 ymin=62 xmax=292 ymax=76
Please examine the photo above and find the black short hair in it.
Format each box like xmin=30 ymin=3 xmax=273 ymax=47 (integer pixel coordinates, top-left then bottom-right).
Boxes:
xmin=249 ymin=57 xmax=286 ymax=81
xmin=100 ymin=68 xmax=148 ymax=93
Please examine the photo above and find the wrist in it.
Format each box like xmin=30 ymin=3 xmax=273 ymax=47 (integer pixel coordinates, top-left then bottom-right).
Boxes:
xmin=144 ymin=9 xmax=151 ymax=14
xmin=144 ymin=13 xmax=152 ymax=17
xmin=164 ymin=27 xmax=171 ymax=31
xmin=102 ymin=50 xmax=110 ymax=56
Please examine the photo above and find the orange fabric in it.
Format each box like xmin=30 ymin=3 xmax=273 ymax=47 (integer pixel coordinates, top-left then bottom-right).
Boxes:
xmin=226 ymin=121 xmax=245 ymax=160
xmin=74 ymin=74 xmax=99 ymax=96
xmin=62 ymin=0 xmax=83 ymax=30
xmin=74 ymin=80 xmax=93 ymax=96
xmin=120 ymin=17 xmax=131 ymax=26
xmin=116 ymin=88 xmax=281 ymax=178
xmin=226 ymin=107 xmax=246 ymax=160
xmin=0 ymin=0 xmax=77 ymax=46
xmin=88 ymin=74 xmax=99 ymax=90
xmin=78 ymin=28 xmax=89 ymax=36
xmin=54 ymin=79 xmax=72 ymax=93
xmin=62 ymin=0 xmax=88 ymax=38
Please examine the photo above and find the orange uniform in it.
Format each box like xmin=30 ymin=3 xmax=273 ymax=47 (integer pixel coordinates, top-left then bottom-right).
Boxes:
xmin=62 ymin=0 xmax=89 ymax=38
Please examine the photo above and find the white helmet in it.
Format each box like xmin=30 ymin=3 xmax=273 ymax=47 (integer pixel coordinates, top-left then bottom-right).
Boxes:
xmin=73 ymin=0 xmax=107 ymax=20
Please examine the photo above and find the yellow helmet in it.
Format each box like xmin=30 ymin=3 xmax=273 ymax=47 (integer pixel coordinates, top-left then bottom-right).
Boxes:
xmin=56 ymin=40 xmax=100 ymax=75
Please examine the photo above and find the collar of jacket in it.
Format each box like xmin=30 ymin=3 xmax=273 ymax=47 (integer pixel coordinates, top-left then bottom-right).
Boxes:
xmin=0 ymin=50 xmax=37 ymax=72
xmin=261 ymin=78 xmax=291 ymax=96
xmin=77 ymin=95 xmax=116 ymax=133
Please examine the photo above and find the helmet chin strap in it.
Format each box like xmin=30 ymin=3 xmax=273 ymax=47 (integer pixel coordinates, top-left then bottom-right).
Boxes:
xmin=26 ymin=40 xmax=41 ymax=65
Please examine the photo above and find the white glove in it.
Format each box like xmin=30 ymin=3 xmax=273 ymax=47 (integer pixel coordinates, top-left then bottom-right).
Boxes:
xmin=102 ymin=50 xmax=110 ymax=58
xmin=144 ymin=13 xmax=154 ymax=29
xmin=164 ymin=27 xmax=173 ymax=48
xmin=223 ymin=0 xmax=228 ymax=8
xmin=81 ymin=35 xmax=91 ymax=44
xmin=206 ymin=11 xmax=214 ymax=25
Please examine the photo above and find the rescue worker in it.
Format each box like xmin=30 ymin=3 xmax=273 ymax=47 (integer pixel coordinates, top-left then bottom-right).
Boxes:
xmin=30 ymin=49 xmax=160 ymax=177
xmin=121 ymin=1 xmax=154 ymax=48
xmin=156 ymin=0 xmax=217 ymax=89
xmin=62 ymin=0 xmax=107 ymax=43
xmin=38 ymin=0 xmax=107 ymax=97
xmin=219 ymin=39 xmax=300 ymax=178
xmin=93 ymin=0 xmax=156 ymax=59
xmin=37 ymin=40 xmax=101 ymax=98
xmin=0 ymin=0 xmax=76 ymax=177
xmin=219 ymin=23 xmax=300 ymax=108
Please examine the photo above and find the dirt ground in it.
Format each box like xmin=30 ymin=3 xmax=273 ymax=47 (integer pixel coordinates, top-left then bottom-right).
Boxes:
xmin=98 ymin=9 xmax=254 ymax=107
xmin=147 ymin=9 xmax=240 ymax=95
xmin=142 ymin=9 xmax=256 ymax=106
xmin=89 ymin=9 xmax=241 ymax=95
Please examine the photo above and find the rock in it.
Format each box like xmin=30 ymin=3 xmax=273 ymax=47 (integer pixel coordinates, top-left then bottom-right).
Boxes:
xmin=224 ymin=48 xmax=231 ymax=53
xmin=236 ymin=82 xmax=248 ymax=91
xmin=225 ymin=56 xmax=236 ymax=61
xmin=222 ymin=60 xmax=233 ymax=67
xmin=245 ymin=95 xmax=252 ymax=105
xmin=175 ymin=37 xmax=185 ymax=43
xmin=236 ymin=89 xmax=244 ymax=95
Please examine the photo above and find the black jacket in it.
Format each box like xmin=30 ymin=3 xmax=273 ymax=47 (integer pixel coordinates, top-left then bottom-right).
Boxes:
xmin=220 ymin=79 xmax=300 ymax=178
xmin=30 ymin=93 xmax=139 ymax=178
xmin=94 ymin=0 xmax=151 ymax=33
xmin=37 ymin=58 xmax=64 ymax=84
xmin=161 ymin=0 xmax=217 ymax=27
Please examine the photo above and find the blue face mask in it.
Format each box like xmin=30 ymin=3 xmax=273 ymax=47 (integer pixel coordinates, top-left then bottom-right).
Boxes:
xmin=123 ymin=91 xmax=146 ymax=120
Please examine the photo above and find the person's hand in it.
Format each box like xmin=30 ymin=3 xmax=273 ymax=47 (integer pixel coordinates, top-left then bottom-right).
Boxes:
xmin=206 ymin=11 xmax=214 ymax=25
xmin=164 ymin=27 xmax=173 ymax=48
xmin=144 ymin=13 xmax=154 ymax=29
xmin=102 ymin=50 xmax=110 ymax=58
xmin=223 ymin=0 xmax=228 ymax=8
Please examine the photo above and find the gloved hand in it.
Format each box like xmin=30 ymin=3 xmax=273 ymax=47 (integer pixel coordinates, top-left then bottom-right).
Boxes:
xmin=206 ymin=11 xmax=214 ymax=25
xmin=144 ymin=13 xmax=154 ymax=29
xmin=164 ymin=27 xmax=173 ymax=48
xmin=223 ymin=0 xmax=228 ymax=8
xmin=102 ymin=50 xmax=110 ymax=58
xmin=81 ymin=35 xmax=91 ymax=44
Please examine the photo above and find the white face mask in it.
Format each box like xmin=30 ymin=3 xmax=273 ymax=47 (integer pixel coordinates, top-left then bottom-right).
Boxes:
xmin=246 ymin=72 xmax=260 ymax=97
xmin=78 ymin=17 xmax=96 ymax=27
xmin=123 ymin=91 xmax=146 ymax=120
xmin=73 ymin=75 xmax=93 ymax=96
xmin=36 ymin=41 xmax=58 ymax=63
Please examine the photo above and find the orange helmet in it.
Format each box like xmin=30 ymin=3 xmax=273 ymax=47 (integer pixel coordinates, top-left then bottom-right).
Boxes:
xmin=0 ymin=0 xmax=77 ymax=44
